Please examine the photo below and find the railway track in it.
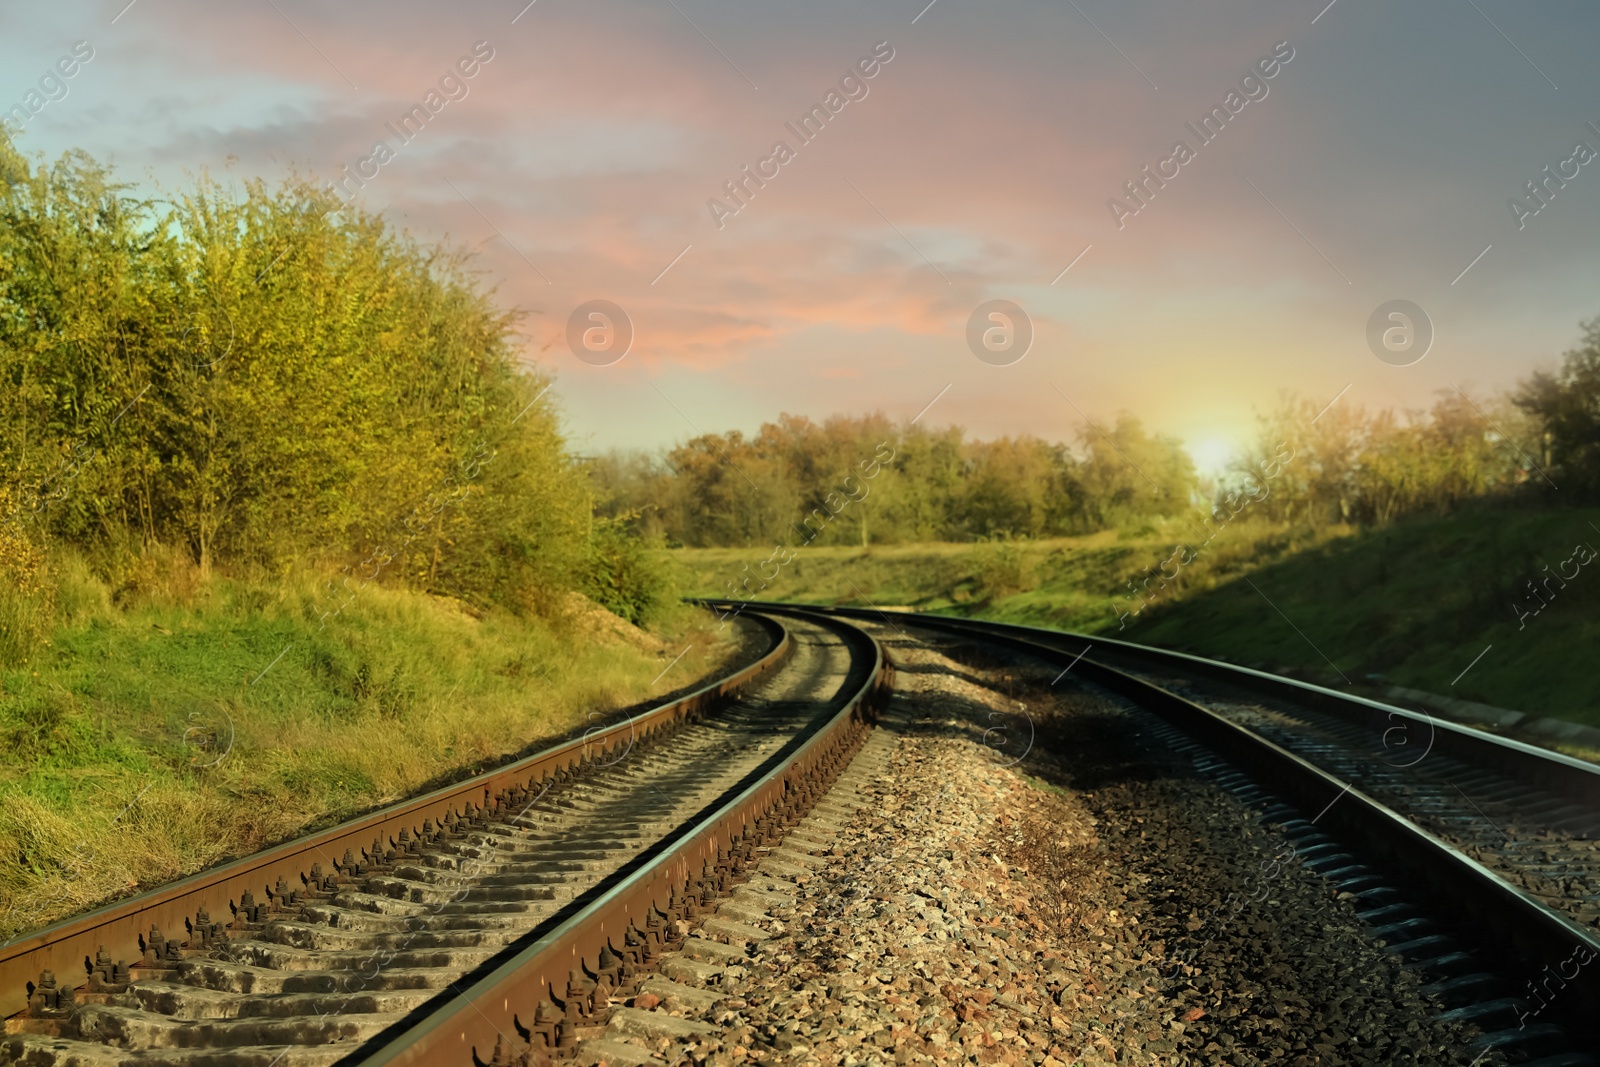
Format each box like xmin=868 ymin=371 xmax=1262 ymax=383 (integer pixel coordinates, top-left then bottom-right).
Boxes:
xmin=724 ymin=602 xmax=1600 ymax=1064
xmin=1 ymin=609 xmax=891 ymax=1067
xmin=14 ymin=594 xmax=1600 ymax=1064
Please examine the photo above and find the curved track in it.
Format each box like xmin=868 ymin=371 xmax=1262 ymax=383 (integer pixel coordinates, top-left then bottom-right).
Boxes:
xmin=3 ymin=610 xmax=891 ymax=1067
xmin=737 ymin=602 xmax=1600 ymax=1063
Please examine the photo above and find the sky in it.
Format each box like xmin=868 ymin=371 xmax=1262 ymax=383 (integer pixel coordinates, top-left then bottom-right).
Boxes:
xmin=5 ymin=0 xmax=1600 ymax=473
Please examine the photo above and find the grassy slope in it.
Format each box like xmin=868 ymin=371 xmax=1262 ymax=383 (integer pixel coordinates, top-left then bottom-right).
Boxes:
xmin=0 ymin=560 xmax=732 ymax=938
xmin=1128 ymin=506 xmax=1600 ymax=721
xmin=676 ymin=504 xmax=1600 ymax=725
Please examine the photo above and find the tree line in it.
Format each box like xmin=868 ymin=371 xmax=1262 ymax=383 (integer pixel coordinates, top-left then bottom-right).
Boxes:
xmin=0 ymin=134 xmax=671 ymax=648
xmin=593 ymin=341 xmax=1600 ymax=549
xmin=593 ymin=413 xmax=1198 ymax=548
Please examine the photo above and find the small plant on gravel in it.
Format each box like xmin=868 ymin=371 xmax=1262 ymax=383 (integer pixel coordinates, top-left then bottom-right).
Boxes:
xmin=994 ymin=805 xmax=1096 ymax=938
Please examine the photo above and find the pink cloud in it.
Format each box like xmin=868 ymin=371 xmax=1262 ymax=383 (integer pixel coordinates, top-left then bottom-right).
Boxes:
xmin=53 ymin=0 xmax=1587 ymax=449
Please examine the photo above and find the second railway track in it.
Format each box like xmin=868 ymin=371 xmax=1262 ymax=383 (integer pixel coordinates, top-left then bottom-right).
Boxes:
xmin=937 ymin=614 xmax=1600 ymax=935
xmin=720 ymin=601 xmax=1600 ymax=1063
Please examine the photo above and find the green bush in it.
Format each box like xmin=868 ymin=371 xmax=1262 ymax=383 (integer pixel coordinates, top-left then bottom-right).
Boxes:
xmin=583 ymin=517 xmax=678 ymax=627
xmin=0 ymin=134 xmax=661 ymax=627
xmin=966 ymin=538 xmax=1033 ymax=603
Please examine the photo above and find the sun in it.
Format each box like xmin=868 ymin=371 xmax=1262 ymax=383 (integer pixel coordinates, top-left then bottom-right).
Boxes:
xmin=1184 ymin=436 xmax=1242 ymax=478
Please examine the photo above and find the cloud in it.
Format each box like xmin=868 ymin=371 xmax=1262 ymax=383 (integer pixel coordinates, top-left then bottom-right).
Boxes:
xmin=8 ymin=0 xmax=1600 ymax=449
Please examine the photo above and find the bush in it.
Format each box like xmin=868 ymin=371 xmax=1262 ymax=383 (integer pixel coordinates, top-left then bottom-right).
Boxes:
xmin=0 ymin=138 xmax=675 ymax=629
xmin=582 ymin=517 xmax=678 ymax=627
xmin=966 ymin=538 xmax=1033 ymax=603
xmin=48 ymin=550 xmax=113 ymax=628
xmin=994 ymin=807 xmax=1095 ymax=938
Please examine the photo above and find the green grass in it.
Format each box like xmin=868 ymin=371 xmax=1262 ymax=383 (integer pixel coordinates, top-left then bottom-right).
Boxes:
xmin=1127 ymin=506 xmax=1600 ymax=723
xmin=676 ymin=504 xmax=1600 ymax=726
xmin=676 ymin=519 xmax=1338 ymax=628
xmin=0 ymin=554 xmax=732 ymax=938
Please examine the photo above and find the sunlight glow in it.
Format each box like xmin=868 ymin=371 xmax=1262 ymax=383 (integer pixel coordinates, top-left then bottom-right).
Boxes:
xmin=1184 ymin=436 xmax=1242 ymax=478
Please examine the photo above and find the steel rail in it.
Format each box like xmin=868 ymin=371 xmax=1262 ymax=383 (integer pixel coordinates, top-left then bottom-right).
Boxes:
xmin=1 ymin=614 xmax=793 ymax=1023
xmin=741 ymin=601 xmax=1600 ymax=804
xmin=727 ymin=601 xmax=1600 ymax=1044
xmin=347 ymin=606 xmax=891 ymax=1067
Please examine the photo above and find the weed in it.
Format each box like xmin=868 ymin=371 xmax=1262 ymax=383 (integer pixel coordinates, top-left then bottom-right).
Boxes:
xmin=993 ymin=805 xmax=1096 ymax=939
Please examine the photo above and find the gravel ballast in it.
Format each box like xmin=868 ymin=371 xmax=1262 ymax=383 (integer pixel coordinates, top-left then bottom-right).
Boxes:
xmin=571 ymin=628 xmax=1497 ymax=1066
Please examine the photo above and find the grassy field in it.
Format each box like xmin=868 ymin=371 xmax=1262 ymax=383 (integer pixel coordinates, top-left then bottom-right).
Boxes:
xmin=676 ymin=519 xmax=1339 ymax=631
xmin=0 ymin=554 xmax=732 ymax=938
xmin=677 ymin=503 xmax=1600 ymax=725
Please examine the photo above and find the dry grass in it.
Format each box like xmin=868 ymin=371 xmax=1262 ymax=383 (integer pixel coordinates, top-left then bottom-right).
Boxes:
xmin=990 ymin=797 xmax=1099 ymax=940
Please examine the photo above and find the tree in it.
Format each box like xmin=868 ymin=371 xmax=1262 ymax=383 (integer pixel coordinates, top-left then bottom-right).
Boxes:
xmin=0 ymin=134 xmax=622 ymax=618
xmin=1515 ymin=318 xmax=1600 ymax=499
xmin=1075 ymin=416 xmax=1196 ymax=529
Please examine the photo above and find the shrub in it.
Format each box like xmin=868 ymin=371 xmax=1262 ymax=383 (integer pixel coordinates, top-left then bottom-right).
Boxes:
xmin=582 ymin=517 xmax=678 ymax=627
xmin=966 ymin=538 xmax=1033 ymax=603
